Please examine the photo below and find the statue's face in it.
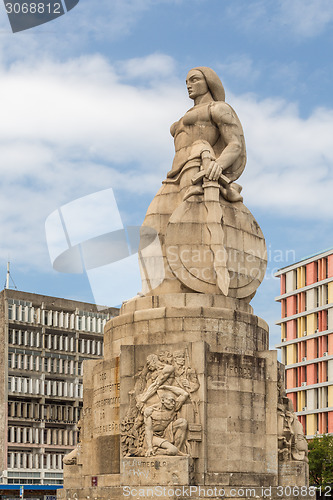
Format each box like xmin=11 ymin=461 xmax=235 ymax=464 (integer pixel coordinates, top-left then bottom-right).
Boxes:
xmin=162 ymin=396 xmax=176 ymax=410
xmin=186 ymin=70 xmax=208 ymax=100
xmin=147 ymin=355 xmax=158 ymax=370
xmin=174 ymin=354 xmax=185 ymax=366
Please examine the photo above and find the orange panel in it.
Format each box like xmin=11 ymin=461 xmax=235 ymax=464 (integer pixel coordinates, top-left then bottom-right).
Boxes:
xmin=280 ymin=274 xmax=286 ymax=294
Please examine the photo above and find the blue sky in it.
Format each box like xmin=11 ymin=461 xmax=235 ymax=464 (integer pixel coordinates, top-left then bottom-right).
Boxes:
xmin=0 ymin=0 xmax=333 ymax=349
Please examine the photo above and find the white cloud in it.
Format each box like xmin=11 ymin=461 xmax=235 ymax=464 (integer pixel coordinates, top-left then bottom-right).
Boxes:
xmin=233 ymin=93 xmax=333 ymax=218
xmin=225 ymin=0 xmax=333 ymax=39
xmin=0 ymin=51 xmax=332 ymax=282
xmin=117 ymin=53 xmax=177 ymax=80
xmin=279 ymin=0 xmax=333 ymax=37
xmin=0 ymin=53 xmax=187 ymax=272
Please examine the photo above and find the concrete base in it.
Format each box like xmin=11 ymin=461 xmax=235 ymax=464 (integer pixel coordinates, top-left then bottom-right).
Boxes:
xmin=59 ymin=293 xmax=309 ymax=500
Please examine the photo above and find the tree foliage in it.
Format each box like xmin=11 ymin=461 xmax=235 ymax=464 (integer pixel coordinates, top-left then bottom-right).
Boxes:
xmin=308 ymin=434 xmax=333 ymax=487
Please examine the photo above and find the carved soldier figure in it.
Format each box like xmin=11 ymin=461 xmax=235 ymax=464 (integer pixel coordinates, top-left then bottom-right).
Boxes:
xmin=173 ymin=350 xmax=199 ymax=394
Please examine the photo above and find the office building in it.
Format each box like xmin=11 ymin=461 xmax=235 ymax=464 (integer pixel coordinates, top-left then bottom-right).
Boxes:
xmin=275 ymin=248 xmax=333 ymax=437
xmin=0 ymin=288 xmax=118 ymax=486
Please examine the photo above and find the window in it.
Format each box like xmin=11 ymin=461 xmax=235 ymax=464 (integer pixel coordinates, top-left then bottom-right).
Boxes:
xmin=8 ymin=303 xmax=13 ymax=320
xmin=314 ymin=261 xmax=318 ymax=282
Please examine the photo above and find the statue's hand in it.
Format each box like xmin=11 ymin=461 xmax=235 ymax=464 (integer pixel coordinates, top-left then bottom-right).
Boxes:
xmin=145 ymin=448 xmax=155 ymax=457
xmin=181 ymin=378 xmax=190 ymax=389
xmin=206 ymin=161 xmax=222 ymax=181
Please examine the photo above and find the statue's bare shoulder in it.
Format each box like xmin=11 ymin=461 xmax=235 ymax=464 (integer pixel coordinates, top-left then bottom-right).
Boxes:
xmin=210 ymin=101 xmax=239 ymax=127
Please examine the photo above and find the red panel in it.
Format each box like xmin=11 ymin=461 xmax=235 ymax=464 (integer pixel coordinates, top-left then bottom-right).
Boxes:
xmin=306 ymin=262 xmax=317 ymax=285
xmin=286 ymin=320 xmax=297 ymax=341
xmin=328 ymin=254 xmax=333 ymax=278
xmin=307 ymin=339 xmax=317 ymax=360
xmin=307 ymin=363 xmax=317 ymax=385
xmin=286 ymin=296 xmax=297 ymax=317
xmin=286 ymin=368 xmax=297 ymax=389
xmin=328 ymin=412 xmax=333 ymax=434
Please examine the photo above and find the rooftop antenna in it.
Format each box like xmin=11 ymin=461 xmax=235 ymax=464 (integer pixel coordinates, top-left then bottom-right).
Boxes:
xmin=5 ymin=261 xmax=17 ymax=290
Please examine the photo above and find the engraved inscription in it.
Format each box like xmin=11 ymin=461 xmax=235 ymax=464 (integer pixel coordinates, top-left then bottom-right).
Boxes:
xmin=93 ymin=360 xmax=120 ymax=437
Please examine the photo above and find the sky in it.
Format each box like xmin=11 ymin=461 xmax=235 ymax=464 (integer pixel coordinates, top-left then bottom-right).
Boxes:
xmin=0 ymin=0 xmax=333 ymax=349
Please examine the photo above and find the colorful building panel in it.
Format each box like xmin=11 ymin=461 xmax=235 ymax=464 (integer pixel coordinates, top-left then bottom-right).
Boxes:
xmin=275 ymin=248 xmax=333 ymax=438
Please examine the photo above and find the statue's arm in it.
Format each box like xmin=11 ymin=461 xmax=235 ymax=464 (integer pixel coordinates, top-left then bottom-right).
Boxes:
xmin=159 ymin=384 xmax=187 ymax=397
xmin=138 ymin=365 xmax=174 ymax=404
xmin=159 ymin=384 xmax=189 ymax=409
xmin=207 ymin=102 xmax=243 ymax=180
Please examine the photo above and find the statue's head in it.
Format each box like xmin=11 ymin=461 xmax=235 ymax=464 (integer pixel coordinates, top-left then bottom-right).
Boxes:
xmin=146 ymin=354 xmax=159 ymax=370
xmin=159 ymin=392 xmax=176 ymax=410
xmin=186 ymin=67 xmax=225 ymax=102
xmin=173 ymin=350 xmax=185 ymax=366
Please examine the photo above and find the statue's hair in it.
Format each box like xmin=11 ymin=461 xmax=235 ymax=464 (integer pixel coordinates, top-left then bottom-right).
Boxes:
xmin=190 ymin=66 xmax=225 ymax=102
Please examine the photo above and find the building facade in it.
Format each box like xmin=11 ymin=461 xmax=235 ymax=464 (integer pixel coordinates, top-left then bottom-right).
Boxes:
xmin=275 ymin=248 xmax=333 ymax=438
xmin=0 ymin=289 xmax=118 ymax=486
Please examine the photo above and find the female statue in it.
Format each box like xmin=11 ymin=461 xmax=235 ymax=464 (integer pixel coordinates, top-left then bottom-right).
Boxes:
xmin=139 ymin=67 xmax=266 ymax=301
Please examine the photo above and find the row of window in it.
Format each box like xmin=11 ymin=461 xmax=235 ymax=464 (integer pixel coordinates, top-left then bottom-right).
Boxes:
xmin=8 ymin=402 xmax=80 ymax=423
xmin=8 ymin=426 xmax=77 ymax=446
xmin=8 ymin=377 xmax=83 ymax=398
xmin=299 ymin=413 xmax=329 ymax=436
xmin=8 ymin=352 xmax=85 ymax=376
xmin=282 ymin=285 xmax=329 ymax=317
xmin=7 ymin=452 xmax=65 ymax=470
xmin=286 ymin=362 xmax=329 ymax=386
xmin=281 ymin=312 xmax=330 ymax=341
xmin=282 ymin=257 xmax=330 ymax=294
xmin=8 ymin=329 xmax=103 ymax=356
xmin=297 ymin=386 xmax=329 ymax=411
xmin=283 ymin=335 xmax=330 ymax=364
xmin=7 ymin=478 xmax=62 ymax=484
xmin=7 ymin=302 xmax=110 ymax=333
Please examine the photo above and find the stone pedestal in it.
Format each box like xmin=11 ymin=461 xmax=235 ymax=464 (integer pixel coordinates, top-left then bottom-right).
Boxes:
xmin=59 ymin=294 xmax=310 ymax=500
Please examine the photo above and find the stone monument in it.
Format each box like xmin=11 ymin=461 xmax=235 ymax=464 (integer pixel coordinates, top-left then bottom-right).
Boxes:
xmin=59 ymin=68 xmax=311 ymax=499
